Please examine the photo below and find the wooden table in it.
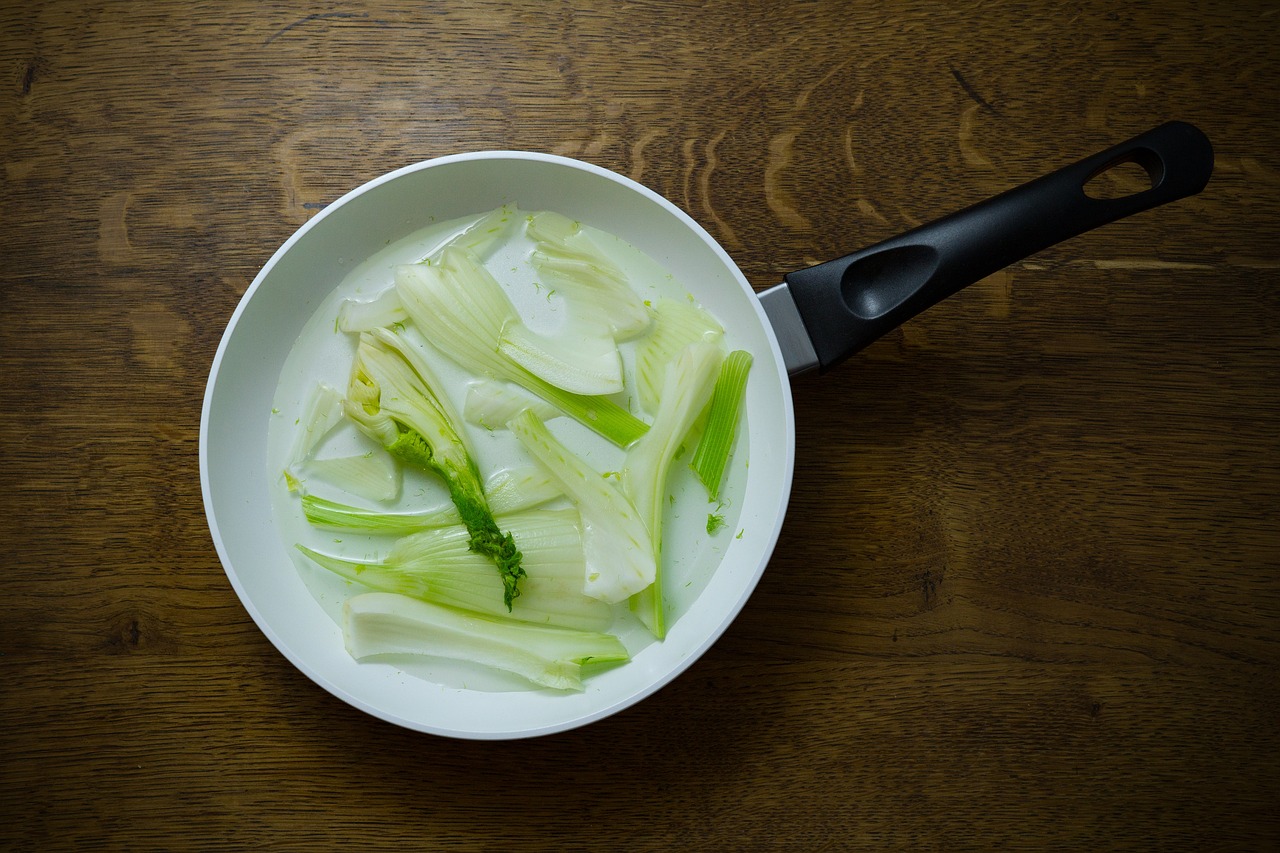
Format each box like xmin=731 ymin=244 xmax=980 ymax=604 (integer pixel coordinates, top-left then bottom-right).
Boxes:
xmin=4 ymin=1 xmax=1277 ymax=848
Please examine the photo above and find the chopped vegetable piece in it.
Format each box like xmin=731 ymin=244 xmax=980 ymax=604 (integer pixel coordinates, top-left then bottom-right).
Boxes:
xmin=634 ymin=298 xmax=724 ymax=414
xmin=481 ymin=465 xmax=564 ymax=515
xmin=300 ymin=509 xmax=612 ymax=631
xmin=690 ymin=349 xmax=752 ymax=501
xmin=337 ymin=287 xmax=407 ymax=334
xmin=706 ymin=512 xmax=725 ymax=535
xmin=431 ymin=203 xmax=521 ymax=261
xmin=336 ymin=205 xmax=521 ymax=334
xmin=623 ymin=341 xmax=724 ymax=637
xmin=299 ymin=465 xmax=561 ymax=534
xmin=499 ymin=316 xmax=624 ymax=396
xmin=302 ymin=493 xmax=456 ymax=534
xmin=305 ymin=450 xmax=401 ymax=503
xmin=343 ymin=327 xmax=525 ymax=608
xmin=463 ymin=380 xmax=562 ymax=430
xmin=526 ymin=211 xmax=651 ymax=340
xmin=507 ymin=409 xmax=656 ymax=604
xmin=283 ymin=382 xmax=345 ymax=488
xmin=343 ymin=592 xmax=629 ymax=691
xmin=394 ymin=247 xmax=648 ymax=447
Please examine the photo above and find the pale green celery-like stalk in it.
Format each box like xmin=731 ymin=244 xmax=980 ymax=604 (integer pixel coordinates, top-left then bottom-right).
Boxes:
xmin=394 ymin=247 xmax=648 ymax=447
xmin=343 ymin=592 xmax=628 ymax=691
xmin=623 ymin=341 xmax=724 ymax=639
xmin=300 ymin=465 xmax=562 ymax=534
xmin=690 ymin=349 xmax=753 ymax=502
xmin=301 ymin=494 xmax=459 ymax=534
xmin=507 ymin=409 xmax=655 ymax=604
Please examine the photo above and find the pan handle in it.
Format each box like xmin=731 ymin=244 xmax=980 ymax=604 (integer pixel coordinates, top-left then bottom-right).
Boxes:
xmin=782 ymin=121 xmax=1214 ymax=371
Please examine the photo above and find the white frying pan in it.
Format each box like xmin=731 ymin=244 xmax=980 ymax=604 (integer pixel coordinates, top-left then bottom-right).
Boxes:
xmin=200 ymin=122 xmax=1213 ymax=738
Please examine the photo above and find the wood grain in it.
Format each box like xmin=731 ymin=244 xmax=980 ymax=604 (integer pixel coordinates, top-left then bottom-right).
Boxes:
xmin=2 ymin=0 xmax=1278 ymax=849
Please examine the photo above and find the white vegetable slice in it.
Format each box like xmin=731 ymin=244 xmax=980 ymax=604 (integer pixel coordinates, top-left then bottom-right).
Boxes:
xmin=463 ymin=380 xmax=562 ymax=430
xmin=342 ymin=592 xmax=628 ymax=691
xmin=507 ymin=409 xmax=656 ymax=604
xmin=483 ymin=465 xmax=563 ymax=514
xmin=634 ymin=298 xmax=724 ymax=415
xmin=430 ymin=203 xmax=521 ymax=261
xmin=498 ymin=317 xmax=624 ymax=396
xmin=286 ymin=382 xmax=345 ymax=472
xmin=305 ymin=450 xmax=400 ymax=502
xmin=623 ymin=341 xmax=725 ymax=637
xmin=394 ymin=247 xmax=648 ymax=446
xmin=301 ymin=509 xmax=612 ymax=631
xmin=336 ymin=204 xmax=520 ymax=334
xmin=526 ymin=210 xmax=651 ymax=340
xmin=337 ymin=288 xmax=407 ymax=334
xmin=299 ymin=465 xmax=561 ymax=534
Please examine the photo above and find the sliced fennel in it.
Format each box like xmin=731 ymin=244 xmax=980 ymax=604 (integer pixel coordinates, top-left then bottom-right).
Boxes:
xmin=284 ymin=382 xmax=345 ymax=491
xmin=507 ymin=409 xmax=655 ymax=604
xmin=464 ymin=379 xmax=561 ymax=430
xmin=634 ymin=298 xmax=724 ymax=415
xmin=499 ymin=317 xmax=623 ymax=396
xmin=623 ymin=341 xmax=724 ymax=638
xmin=300 ymin=509 xmax=612 ymax=632
xmin=282 ymin=382 xmax=402 ymax=500
xmin=304 ymin=450 xmax=400 ymax=503
xmin=526 ymin=210 xmax=651 ymax=340
xmin=690 ymin=349 xmax=753 ymax=501
xmin=302 ymin=493 xmax=457 ymax=534
xmin=344 ymin=326 xmax=525 ymax=608
xmin=343 ymin=592 xmax=628 ymax=691
xmin=337 ymin=287 xmax=407 ymax=334
xmin=300 ymin=465 xmax=562 ymax=534
xmin=482 ymin=465 xmax=564 ymax=515
xmin=335 ymin=204 xmax=520 ymax=334
xmin=394 ymin=247 xmax=647 ymax=447
xmin=428 ymin=202 xmax=521 ymax=262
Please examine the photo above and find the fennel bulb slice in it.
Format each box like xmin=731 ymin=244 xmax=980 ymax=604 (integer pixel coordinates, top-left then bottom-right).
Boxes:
xmin=343 ymin=592 xmax=628 ymax=691
xmin=301 ymin=493 xmax=458 ymax=534
xmin=299 ymin=466 xmax=561 ymax=534
xmin=337 ymin=287 xmax=407 ymax=334
xmin=526 ymin=210 xmax=651 ymax=340
xmin=482 ymin=465 xmax=564 ymax=514
xmin=304 ymin=450 xmax=401 ymax=503
xmin=300 ymin=509 xmax=612 ymax=631
xmin=634 ymin=298 xmax=724 ymax=415
xmin=498 ymin=317 xmax=624 ymax=396
xmin=464 ymin=380 xmax=562 ymax=430
xmin=507 ymin=409 xmax=656 ymax=604
xmin=336 ymin=204 xmax=521 ymax=334
xmin=394 ymin=247 xmax=647 ymax=447
xmin=344 ymin=327 xmax=525 ymax=608
xmin=623 ymin=341 xmax=724 ymax=638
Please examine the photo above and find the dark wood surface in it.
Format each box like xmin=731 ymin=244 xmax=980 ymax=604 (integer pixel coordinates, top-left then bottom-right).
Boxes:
xmin=3 ymin=1 xmax=1277 ymax=849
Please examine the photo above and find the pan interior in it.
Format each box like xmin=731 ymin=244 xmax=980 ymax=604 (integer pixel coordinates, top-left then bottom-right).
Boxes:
xmin=200 ymin=152 xmax=795 ymax=738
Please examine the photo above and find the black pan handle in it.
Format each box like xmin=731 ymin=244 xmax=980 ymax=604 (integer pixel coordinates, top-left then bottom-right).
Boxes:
xmin=783 ymin=121 xmax=1214 ymax=371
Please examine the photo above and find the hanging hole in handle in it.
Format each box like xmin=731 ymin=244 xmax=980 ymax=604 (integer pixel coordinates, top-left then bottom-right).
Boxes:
xmin=1083 ymin=148 xmax=1166 ymax=200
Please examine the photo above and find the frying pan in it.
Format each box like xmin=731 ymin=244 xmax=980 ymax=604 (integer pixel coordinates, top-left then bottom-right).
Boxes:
xmin=200 ymin=122 xmax=1213 ymax=738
